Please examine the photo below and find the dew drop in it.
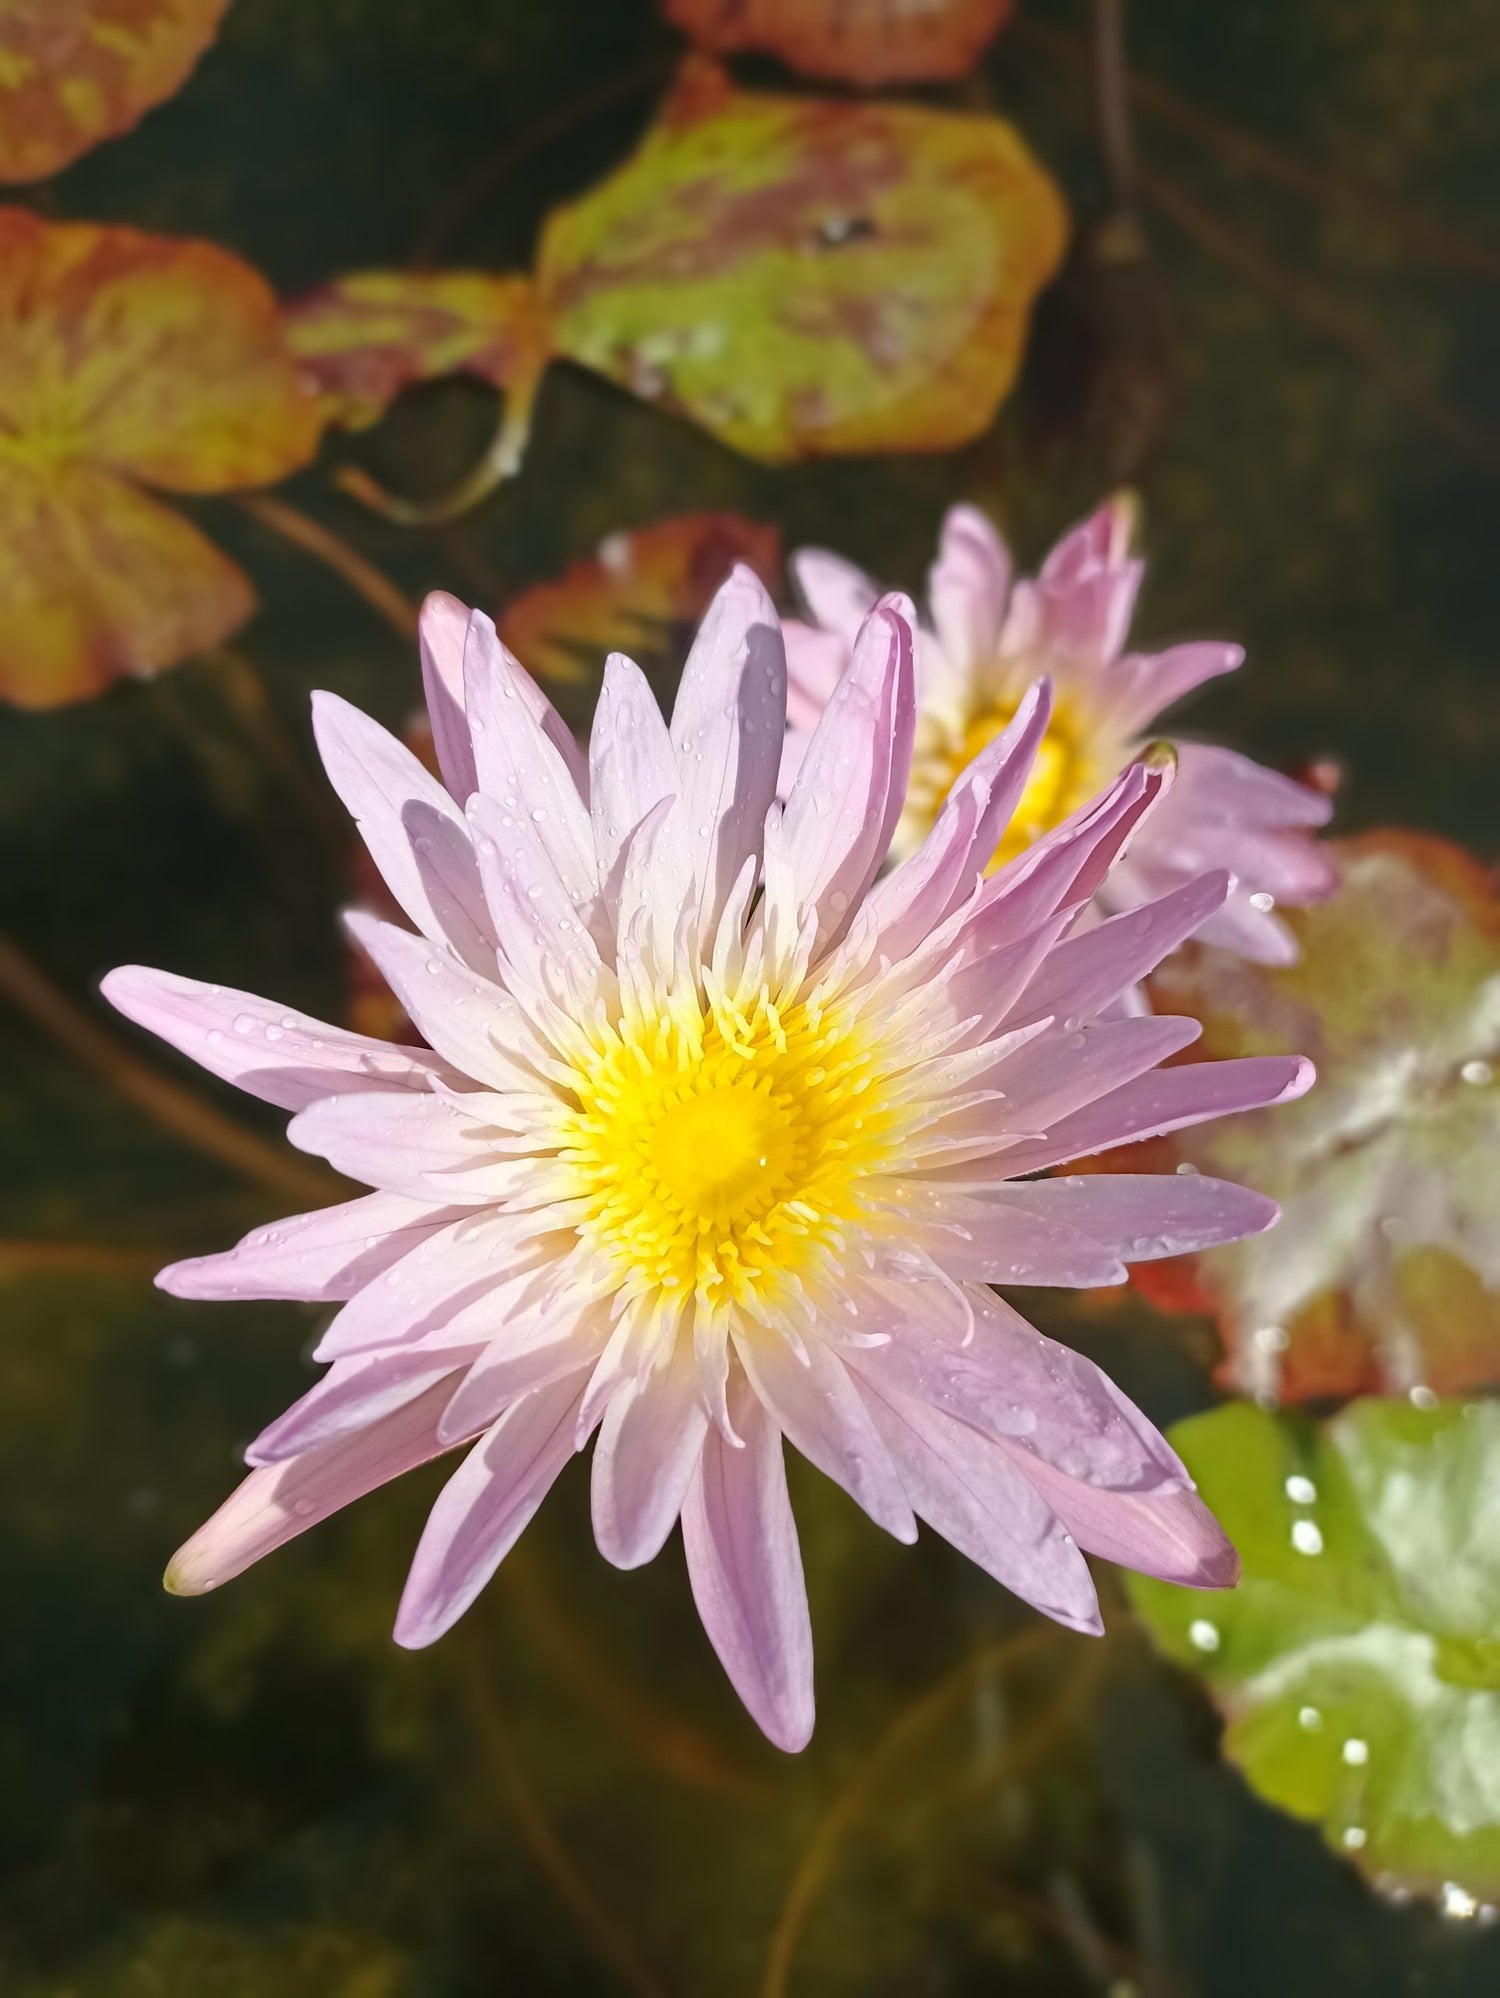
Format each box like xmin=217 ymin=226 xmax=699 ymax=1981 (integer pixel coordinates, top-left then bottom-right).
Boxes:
xmin=1409 ymin=1383 xmax=1438 ymax=1410
xmin=1284 ymin=1474 xmax=1317 ymax=1505
xmin=1442 ymin=1882 xmax=1479 ymax=1921
xmin=1298 ymin=1705 xmax=1322 ymax=1732
xmin=1291 ymin=1519 xmax=1324 ymax=1556
xmin=264 ymin=1024 xmax=283 ymax=1041
xmin=1342 ymin=1737 xmax=1369 ymax=1767
xmin=1343 ymin=1826 xmax=1367 ymax=1850
xmin=206 ymin=1028 xmax=224 ymax=1045
xmin=232 ymin=1014 xmax=255 ymax=1034
xmin=1175 ymin=1161 xmax=1199 ymax=1176
xmin=1189 ymin=1618 xmax=1220 ymax=1653
xmin=1461 ymin=1059 xmax=1493 ymax=1086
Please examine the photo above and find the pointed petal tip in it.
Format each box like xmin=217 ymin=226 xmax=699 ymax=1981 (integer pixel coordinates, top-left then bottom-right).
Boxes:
xmin=760 ymin=1698 xmax=816 ymax=1755
xmin=163 ymin=1539 xmax=217 ymax=1597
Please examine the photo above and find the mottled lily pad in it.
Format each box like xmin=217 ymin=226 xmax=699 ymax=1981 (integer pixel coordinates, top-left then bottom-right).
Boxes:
xmin=283 ymin=269 xmax=552 ymax=432
xmin=539 ymin=57 xmax=1067 ymax=464
xmin=498 ymin=509 xmax=781 ymax=686
xmin=662 ymin=0 xmax=1014 ymax=87
xmin=0 ymin=208 xmax=320 ymax=707
xmin=0 ymin=0 xmax=227 ymax=184
xmin=1130 ymin=1398 xmax=1500 ymax=1914
xmin=1136 ymin=833 xmax=1500 ymax=1402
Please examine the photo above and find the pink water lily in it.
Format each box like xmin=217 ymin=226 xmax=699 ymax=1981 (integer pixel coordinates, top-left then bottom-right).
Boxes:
xmin=784 ymin=498 xmax=1336 ymax=965
xmin=104 ymin=574 xmax=1310 ymax=1752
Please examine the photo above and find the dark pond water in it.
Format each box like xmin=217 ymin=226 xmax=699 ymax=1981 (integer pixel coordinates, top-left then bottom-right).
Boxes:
xmin=2 ymin=1 xmax=1499 ymax=1991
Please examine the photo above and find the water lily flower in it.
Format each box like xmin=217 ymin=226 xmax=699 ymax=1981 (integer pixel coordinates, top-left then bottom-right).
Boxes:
xmin=783 ymin=498 xmax=1335 ymax=964
xmin=103 ymin=575 xmax=1310 ymax=1752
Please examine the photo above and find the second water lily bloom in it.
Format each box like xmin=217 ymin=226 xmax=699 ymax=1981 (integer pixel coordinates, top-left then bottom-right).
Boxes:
xmin=783 ymin=498 xmax=1336 ymax=964
xmin=104 ymin=574 xmax=1311 ymax=1752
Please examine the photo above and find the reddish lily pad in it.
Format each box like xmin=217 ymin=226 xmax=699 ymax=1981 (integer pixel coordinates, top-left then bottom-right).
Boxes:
xmin=0 ymin=0 xmax=228 ymax=184
xmin=1131 ymin=1399 xmax=1500 ymax=1915
xmin=1133 ymin=832 xmax=1500 ymax=1403
xmin=0 ymin=209 xmax=320 ymax=707
xmin=498 ymin=511 xmax=782 ymax=686
xmin=539 ymin=58 xmax=1067 ymax=464
xmin=283 ymin=269 xmax=553 ymax=433
xmin=663 ymin=0 xmax=1014 ymax=87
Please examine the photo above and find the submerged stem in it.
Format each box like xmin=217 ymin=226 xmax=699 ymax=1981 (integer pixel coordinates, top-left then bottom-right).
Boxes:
xmin=0 ymin=936 xmax=336 ymax=1206
xmin=451 ymin=1634 xmax=668 ymax=1998
xmin=762 ymin=1623 xmax=1072 ymax=1998
xmin=236 ymin=492 xmax=419 ymax=641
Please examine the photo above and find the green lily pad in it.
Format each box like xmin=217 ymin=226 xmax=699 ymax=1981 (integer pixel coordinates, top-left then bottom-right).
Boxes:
xmin=1130 ymin=1398 xmax=1500 ymax=1915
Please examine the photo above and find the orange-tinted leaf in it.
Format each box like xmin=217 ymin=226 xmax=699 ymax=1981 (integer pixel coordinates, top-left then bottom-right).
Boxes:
xmin=0 ymin=0 xmax=228 ymax=184
xmin=663 ymin=0 xmax=1013 ymax=87
xmin=540 ymin=59 xmax=1067 ymax=464
xmin=0 ymin=456 xmax=253 ymax=708
xmin=1135 ymin=832 xmax=1500 ymax=1404
xmin=0 ymin=209 xmax=320 ymax=489
xmin=499 ymin=511 xmax=782 ymax=686
xmin=283 ymin=269 xmax=553 ymax=431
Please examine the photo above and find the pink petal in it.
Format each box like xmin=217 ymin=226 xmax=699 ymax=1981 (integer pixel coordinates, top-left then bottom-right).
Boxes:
xmin=1015 ymin=873 xmax=1230 ymax=1027
xmin=781 ymin=596 xmax=916 ymax=951
xmin=462 ymin=629 xmax=597 ymax=912
xmin=166 ymin=1375 xmax=463 ymax=1595
xmin=858 ymin=1374 xmax=1103 ymax=1633
xmin=418 ymin=590 xmax=478 ymax=801
xmin=246 ymin=1346 xmax=478 ymax=1465
xmin=157 ymin=1190 xmax=462 ymax=1302
xmin=782 ymin=621 xmax=851 ymax=734
xmin=436 ymin=1296 xmax=613 ymax=1442
xmin=989 ymin=1173 xmax=1278 ymax=1261
xmin=927 ymin=504 xmax=1012 ymax=675
xmin=462 ymin=607 xmax=589 ymax=795
xmin=310 ymin=691 xmax=494 ymax=970
xmin=1097 ymin=641 xmax=1243 ymax=736
xmin=959 ymin=1015 xmax=1203 ymax=1140
xmin=669 ymin=565 xmax=787 ymax=939
xmin=735 ymin=1330 xmax=916 ymax=1544
xmin=468 ymin=792 xmax=605 ymax=999
xmin=789 ymin=547 xmax=880 ymax=640
xmin=100 ymin=966 xmax=454 ymax=1111
xmin=995 ymin=1054 xmax=1315 ymax=1177
xmin=314 ymin=1210 xmax=566 ymax=1361
xmin=1005 ymin=1447 xmax=1238 ymax=1588
xmin=843 ymin=1283 xmax=1188 ymax=1495
xmin=393 ymin=1371 xmax=588 ymax=1647
xmin=682 ymin=1365 xmax=813 ymax=1753
xmin=342 ymin=912 xmax=549 ymax=1094
xmin=589 ymin=651 xmax=678 ymax=892
xmin=875 ymin=1182 xmax=1127 ymax=1287
xmin=286 ymin=1088 xmax=494 ymax=1198
xmin=867 ymin=680 xmax=1053 ymax=961
xmin=591 ymin=1334 xmax=710 ymax=1570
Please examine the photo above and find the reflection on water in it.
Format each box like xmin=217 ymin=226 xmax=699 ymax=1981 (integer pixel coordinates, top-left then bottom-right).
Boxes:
xmin=2 ymin=0 xmax=1499 ymax=1991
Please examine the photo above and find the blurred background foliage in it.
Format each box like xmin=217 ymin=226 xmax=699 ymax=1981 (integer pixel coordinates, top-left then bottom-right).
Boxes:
xmin=2 ymin=0 xmax=1500 ymax=1991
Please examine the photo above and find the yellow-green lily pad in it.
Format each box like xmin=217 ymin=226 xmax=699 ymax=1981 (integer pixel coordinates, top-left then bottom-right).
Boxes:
xmin=1130 ymin=1398 xmax=1500 ymax=1915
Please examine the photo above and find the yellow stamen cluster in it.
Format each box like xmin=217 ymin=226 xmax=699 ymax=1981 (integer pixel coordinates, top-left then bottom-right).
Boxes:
xmin=558 ymin=980 xmax=895 ymax=1313
xmin=901 ymin=696 xmax=1096 ymax=872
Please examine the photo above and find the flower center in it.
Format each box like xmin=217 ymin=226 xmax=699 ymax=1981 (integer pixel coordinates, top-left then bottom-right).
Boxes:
xmin=901 ymin=694 xmax=1093 ymax=872
xmin=559 ymin=984 xmax=893 ymax=1313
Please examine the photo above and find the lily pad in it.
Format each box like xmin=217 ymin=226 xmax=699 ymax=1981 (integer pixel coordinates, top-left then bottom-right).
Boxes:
xmin=0 ymin=208 xmax=320 ymax=707
xmin=1136 ymin=832 xmax=1500 ymax=1402
xmin=661 ymin=0 xmax=1014 ymax=87
xmin=498 ymin=509 xmax=781 ymax=686
xmin=0 ymin=0 xmax=227 ymax=184
xmin=1130 ymin=1397 xmax=1500 ymax=1915
xmin=539 ymin=57 xmax=1067 ymax=464
xmin=283 ymin=269 xmax=552 ymax=432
